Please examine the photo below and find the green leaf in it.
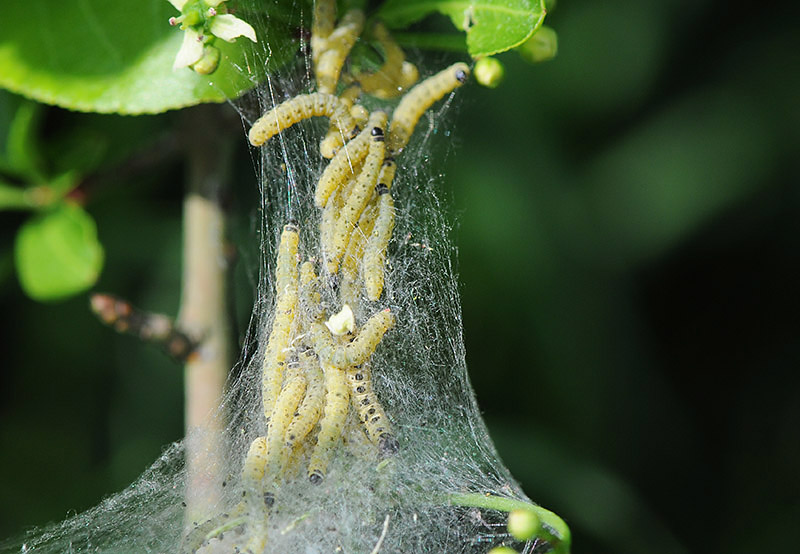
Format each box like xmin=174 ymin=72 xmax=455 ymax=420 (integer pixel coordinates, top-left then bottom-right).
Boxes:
xmin=379 ymin=0 xmax=546 ymax=58
xmin=0 ymin=1 xmax=293 ymax=114
xmin=14 ymin=202 xmax=104 ymax=301
xmin=0 ymin=90 xmax=44 ymax=179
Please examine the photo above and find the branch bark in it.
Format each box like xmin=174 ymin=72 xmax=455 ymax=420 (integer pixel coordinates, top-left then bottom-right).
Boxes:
xmin=178 ymin=105 xmax=235 ymax=523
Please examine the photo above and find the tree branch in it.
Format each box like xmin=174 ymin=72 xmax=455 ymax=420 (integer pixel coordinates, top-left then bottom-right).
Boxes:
xmin=178 ymin=105 xmax=235 ymax=524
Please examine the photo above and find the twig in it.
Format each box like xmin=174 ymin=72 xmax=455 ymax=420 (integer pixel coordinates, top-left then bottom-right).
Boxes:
xmin=369 ymin=514 xmax=391 ymax=554
xmin=178 ymin=105 xmax=235 ymax=524
xmin=89 ymin=292 xmax=199 ymax=362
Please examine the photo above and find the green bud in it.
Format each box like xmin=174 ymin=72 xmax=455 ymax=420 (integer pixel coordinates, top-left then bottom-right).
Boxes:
xmin=474 ymin=57 xmax=505 ymax=89
xmin=182 ymin=5 xmax=204 ymax=27
xmin=487 ymin=547 xmax=518 ymax=554
xmin=517 ymin=25 xmax=558 ymax=64
xmin=507 ymin=509 xmax=540 ymax=541
xmin=191 ymin=44 xmax=221 ymax=74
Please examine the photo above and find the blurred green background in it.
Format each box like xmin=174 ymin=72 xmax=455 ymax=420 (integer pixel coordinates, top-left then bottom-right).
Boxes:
xmin=2 ymin=0 xmax=799 ymax=552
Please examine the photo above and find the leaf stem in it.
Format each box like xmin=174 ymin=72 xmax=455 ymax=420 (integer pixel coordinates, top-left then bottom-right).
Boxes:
xmin=392 ymin=32 xmax=468 ymax=53
xmin=448 ymin=492 xmax=571 ymax=553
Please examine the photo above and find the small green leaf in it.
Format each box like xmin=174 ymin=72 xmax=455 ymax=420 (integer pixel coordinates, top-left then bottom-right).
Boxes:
xmin=379 ymin=0 xmax=547 ymax=58
xmin=14 ymin=202 xmax=104 ymax=301
xmin=0 ymin=1 xmax=294 ymax=114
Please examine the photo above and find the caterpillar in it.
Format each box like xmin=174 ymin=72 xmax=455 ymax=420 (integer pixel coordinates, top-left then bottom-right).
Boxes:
xmin=315 ymin=124 xmax=372 ymax=208
xmin=284 ymin=348 xmax=326 ymax=461
xmin=311 ymin=0 xmax=336 ymax=66
xmin=240 ymin=435 xmax=272 ymax=554
xmin=327 ymin=111 xmax=388 ymax=273
xmin=376 ymin=157 xmax=397 ymax=190
xmin=315 ymin=10 xmax=364 ymax=94
xmin=386 ymin=62 xmax=470 ymax=154
xmin=299 ymin=261 xmax=325 ymax=326
xmin=307 ymin=362 xmax=349 ymax=484
xmin=249 ymin=93 xmax=357 ymax=147
xmin=320 ymin=85 xmax=364 ymax=159
xmin=319 ymin=160 xmax=364 ymax=262
xmin=357 ymin=22 xmax=419 ymax=99
xmin=241 ymin=436 xmax=269 ymax=514
xmin=347 ymin=363 xmax=399 ymax=456
xmin=341 ymin=202 xmax=378 ymax=283
xmin=179 ymin=507 xmax=246 ymax=554
xmin=350 ymin=103 xmax=370 ymax=127
xmin=363 ymin=185 xmax=395 ymax=301
xmin=309 ymin=309 xmax=395 ymax=369
xmin=261 ymin=223 xmax=299 ymax=421
xmin=263 ymin=356 xmax=307 ymax=481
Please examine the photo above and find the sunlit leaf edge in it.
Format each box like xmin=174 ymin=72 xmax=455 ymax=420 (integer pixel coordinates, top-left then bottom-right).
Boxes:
xmin=378 ymin=0 xmax=547 ymax=58
xmin=0 ymin=35 xmax=262 ymax=115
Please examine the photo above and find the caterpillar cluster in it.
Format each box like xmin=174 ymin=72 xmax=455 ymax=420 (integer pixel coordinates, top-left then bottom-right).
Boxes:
xmin=184 ymin=2 xmax=470 ymax=552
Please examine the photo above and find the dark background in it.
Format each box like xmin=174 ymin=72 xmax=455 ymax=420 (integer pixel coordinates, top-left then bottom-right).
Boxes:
xmin=2 ymin=0 xmax=800 ymax=552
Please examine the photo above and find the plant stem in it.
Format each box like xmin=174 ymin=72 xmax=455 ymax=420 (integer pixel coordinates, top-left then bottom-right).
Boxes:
xmin=178 ymin=105 xmax=234 ymax=524
xmin=448 ymin=492 xmax=571 ymax=553
xmin=392 ymin=32 xmax=468 ymax=53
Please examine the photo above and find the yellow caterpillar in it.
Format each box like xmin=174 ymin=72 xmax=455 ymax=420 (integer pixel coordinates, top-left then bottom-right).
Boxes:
xmin=249 ymin=93 xmax=357 ymax=147
xmin=319 ymin=162 xmax=362 ymax=262
xmin=311 ymin=0 xmax=336 ymax=66
xmin=387 ymin=62 xmax=470 ymax=154
xmin=315 ymin=10 xmax=364 ymax=94
xmin=263 ymin=357 xmax=307 ymax=481
xmin=363 ymin=185 xmax=395 ymax=301
xmin=261 ymin=223 xmax=299 ymax=421
xmin=240 ymin=435 xmax=271 ymax=554
xmin=319 ymin=85 xmax=365 ymax=159
xmin=299 ymin=261 xmax=325 ymax=325
xmin=347 ymin=363 xmax=399 ymax=456
xmin=357 ymin=22 xmax=419 ymax=99
xmin=328 ymin=111 xmax=388 ymax=272
xmin=284 ymin=348 xmax=326 ymax=461
xmin=309 ymin=309 xmax=395 ymax=368
xmin=307 ymin=362 xmax=349 ymax=484
xmin=341 ymin=202 xmax=378 ymax=283
xmin=315 ymin=124 xmax=372 ymax=208
xmin=377 ymin=157 xmax=397 ymax=190
xmin=240 ymin=435 xmax=270 ymax=540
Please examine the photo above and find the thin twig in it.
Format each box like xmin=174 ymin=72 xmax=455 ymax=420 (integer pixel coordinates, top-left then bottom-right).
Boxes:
xmin=89 ymin=292 xmax=199 ymax=362
xmin=369 ymin=514 xmax=391 ymax=554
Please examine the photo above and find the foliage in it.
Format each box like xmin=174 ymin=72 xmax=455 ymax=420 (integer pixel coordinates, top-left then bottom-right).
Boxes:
xmin=379 ymin=0 xmax=546 ymax=57
xmin=0 ymin=0 xmax=552 ymax=302
xmin=0 ymin=0 xmax=291 ymax=114
xmin=4 ymin=0 xmax=798 ymax=552
xmin=14 ymin=201 xmax=103 ymax=301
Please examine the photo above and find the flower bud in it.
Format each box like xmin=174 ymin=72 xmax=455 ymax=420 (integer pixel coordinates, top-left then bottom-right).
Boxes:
xmin=507 ymin=509 xmax=540 ymax=541
xmin=191 ymin=44 xmax=221 ymax=74
xmin=517 ymin=26 xmax=558 ymax=64
xmin=474 ymin=57 xmax=504 ymax=89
